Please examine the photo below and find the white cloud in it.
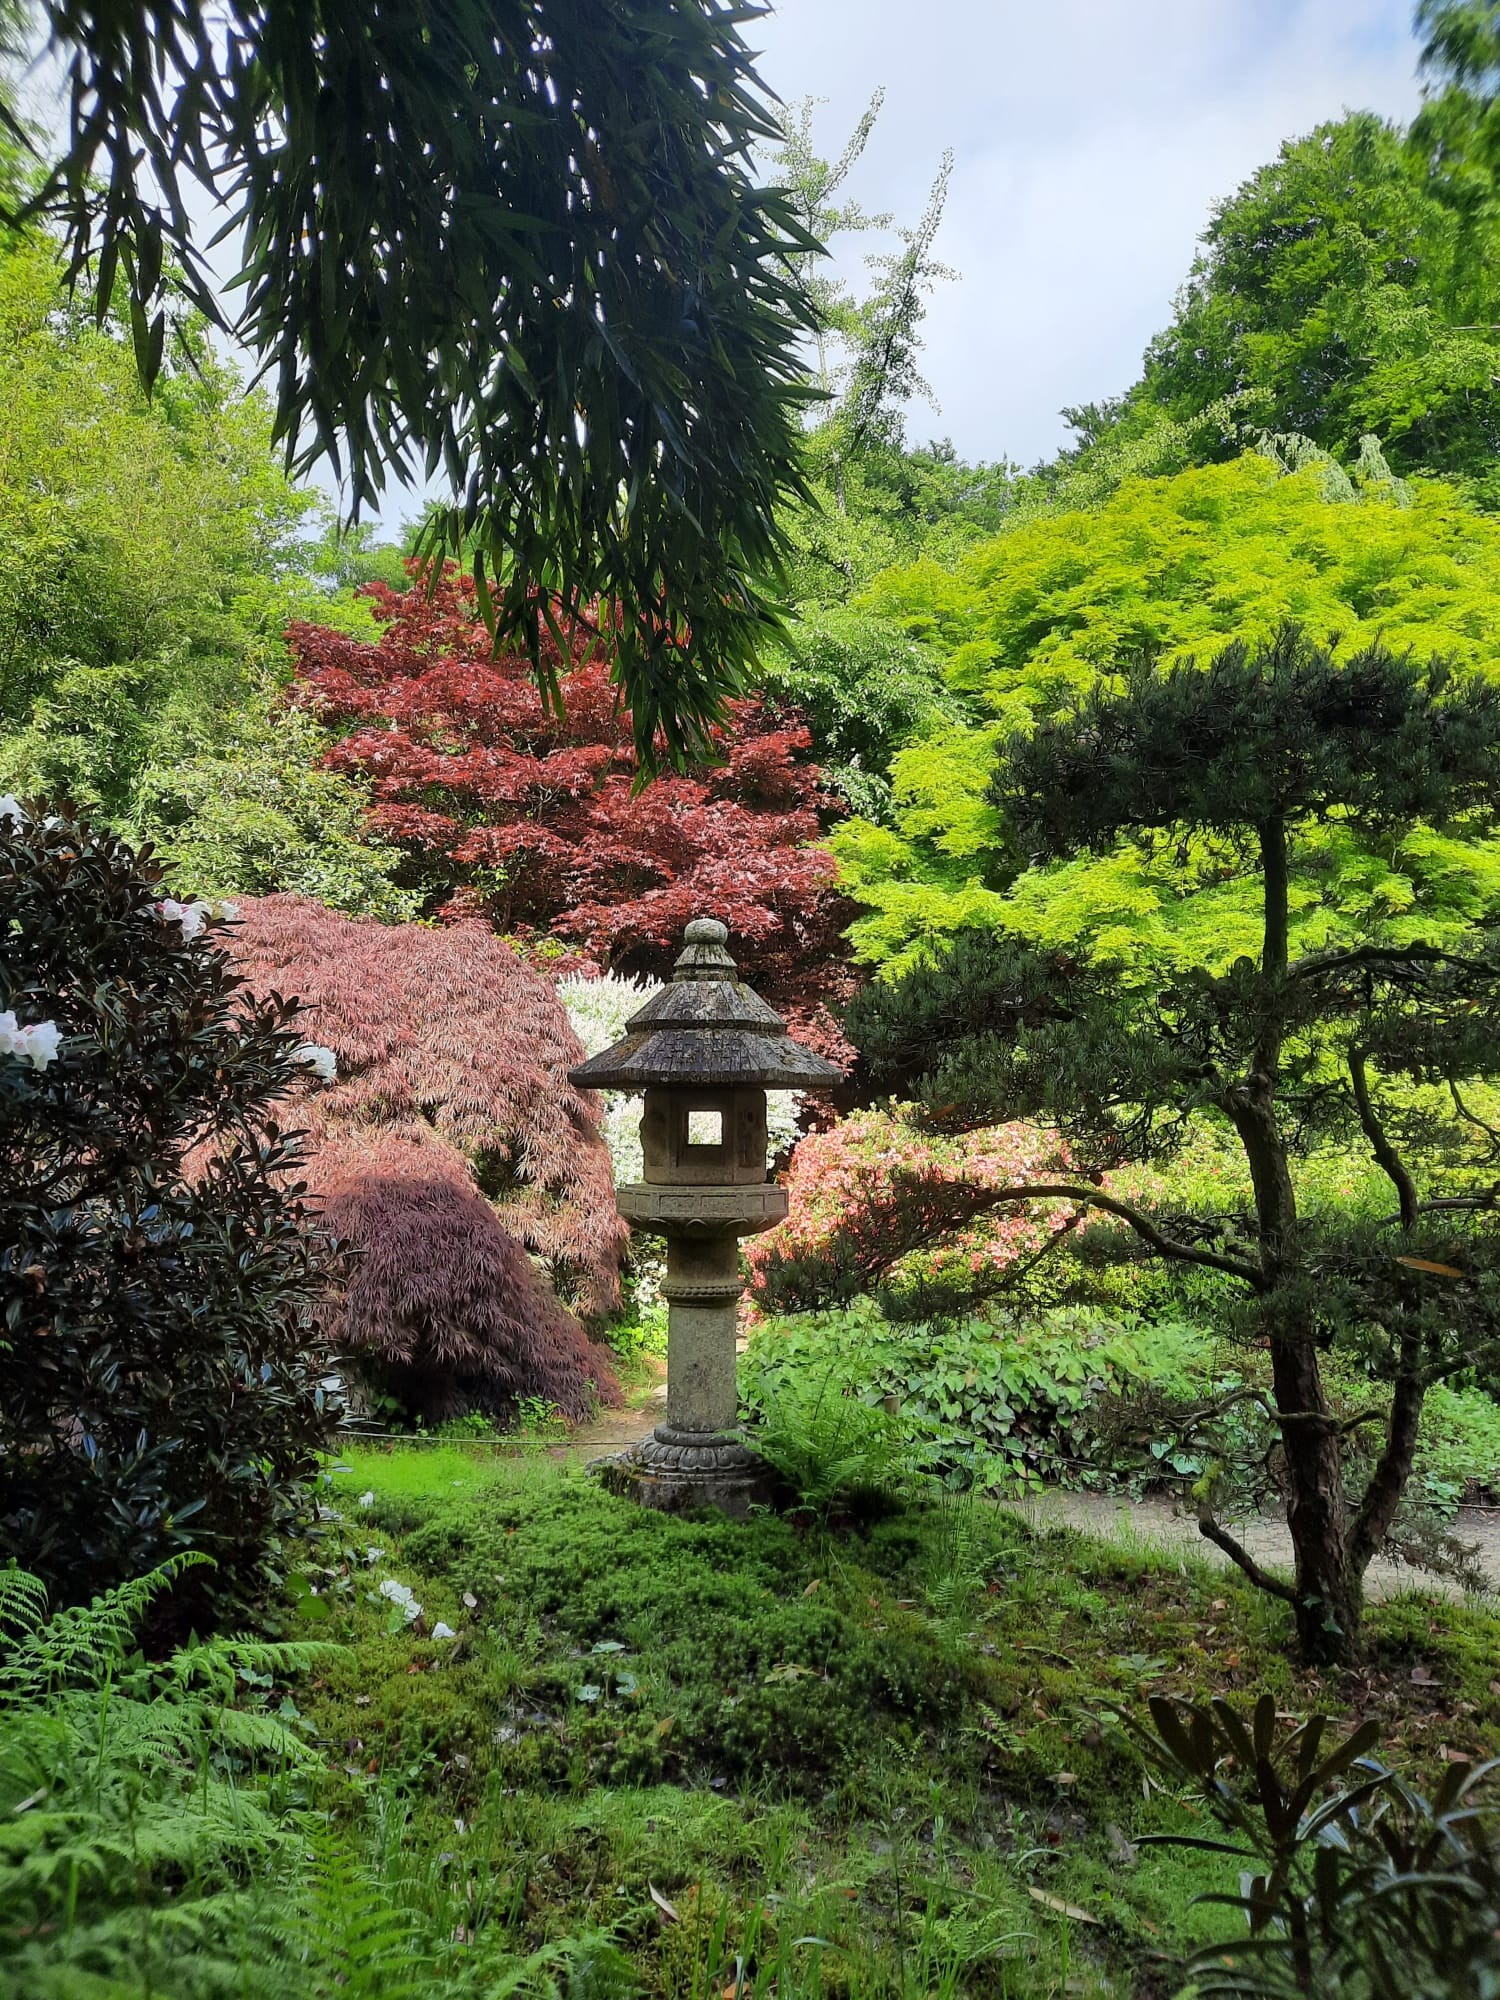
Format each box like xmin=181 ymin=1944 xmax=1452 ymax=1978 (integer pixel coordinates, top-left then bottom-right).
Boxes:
xmin=752 ymin=0 xmax=1422 ymax=466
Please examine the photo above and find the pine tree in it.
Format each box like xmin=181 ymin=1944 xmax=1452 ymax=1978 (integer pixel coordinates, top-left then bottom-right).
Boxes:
xmin=849 ymin=628 xmax=1500 ymax=1662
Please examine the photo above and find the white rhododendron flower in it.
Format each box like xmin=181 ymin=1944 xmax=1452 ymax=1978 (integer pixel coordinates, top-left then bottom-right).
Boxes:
xmin=431 ymin=1621 xmax=457 ymax=1641
xmin=157 ymin=898 xmax=212 ymax=940
xmin=0 ymin=1011 xmax=62 ymax=1071
xmin=293 ymin=1041 xmax=338 ymax=1082
xmin=0 ymin=795 xmax=25 ymax=825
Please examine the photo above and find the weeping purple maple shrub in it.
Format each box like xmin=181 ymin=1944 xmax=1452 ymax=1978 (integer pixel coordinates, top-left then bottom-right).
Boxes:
xmin=226 ymin=896 xmax=622 ymax=1425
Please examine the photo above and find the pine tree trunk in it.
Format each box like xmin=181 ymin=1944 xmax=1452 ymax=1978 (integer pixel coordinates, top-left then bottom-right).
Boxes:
xmin=1269 ymin=1326 xmax=1363 ymax=1662
xmin=1239 ymin=815 xmax=1364 ymax=1663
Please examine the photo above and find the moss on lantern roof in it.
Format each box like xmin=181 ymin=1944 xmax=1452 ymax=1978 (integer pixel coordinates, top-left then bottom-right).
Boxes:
xmin=567 ymin=918 xmax=843 ymax=1093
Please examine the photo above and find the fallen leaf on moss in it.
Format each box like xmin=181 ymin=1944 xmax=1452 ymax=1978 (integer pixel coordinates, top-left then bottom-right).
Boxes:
xmin=1027 ymin=1888 xmax=1099 ymax=1925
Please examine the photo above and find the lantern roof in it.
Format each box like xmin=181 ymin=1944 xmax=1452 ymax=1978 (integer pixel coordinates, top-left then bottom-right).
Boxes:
xmin=568 ymin=918 xmax=844 ymax=1092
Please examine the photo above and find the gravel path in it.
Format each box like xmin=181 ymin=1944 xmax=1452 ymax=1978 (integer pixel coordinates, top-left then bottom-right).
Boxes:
xmin=999 ymin=1489 xmax=1500 ymax=1603
xmin=564 ymin=1386 xmax=1499 ymax=1604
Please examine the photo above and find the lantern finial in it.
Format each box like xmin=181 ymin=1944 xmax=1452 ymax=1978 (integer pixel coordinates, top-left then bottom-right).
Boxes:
xmin=674 ymin=915 xmax=736 ymax=982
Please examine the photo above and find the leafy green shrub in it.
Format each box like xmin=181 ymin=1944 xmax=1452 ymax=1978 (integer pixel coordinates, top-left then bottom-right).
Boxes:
xmin=1411 ymin=1381 xmax=1500 ymax=1509
xmin=131 ymin=706 xmax=419 ymax=919
xmin=0 ymin=806 xmax=341 ymax=1618
xmin=740 ymin=1337 xmax=908 ymax=1520
xmin=1129 ymin=1692 xmax=1500 ymax=1997
xmin=742 ymin=1303 xmax=1216 ymax=1494
xmin=744 ymin=1303 xmax=1500 ymax=1549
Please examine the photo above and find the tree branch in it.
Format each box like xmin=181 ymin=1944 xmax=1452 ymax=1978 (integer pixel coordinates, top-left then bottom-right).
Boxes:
xmin=1449 ymin=1081 xmax=1500 ymax=1157
xmin=1196 ymin=1502 xmax=1298 ymax=1603
xmin=938 ymin=1183 xmax=1266 ymax=1288
xmin=1287 ymin=943 xmax=1460 ymax=983
xmin=1348 ymin=1049 xmax=1418 ymax=1230
xmin=1350 ymin=1344 xmax=1424 ymax=1575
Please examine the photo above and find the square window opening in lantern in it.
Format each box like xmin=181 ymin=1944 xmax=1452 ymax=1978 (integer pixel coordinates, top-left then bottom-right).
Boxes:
xmin=687 ymin=1109 xmax=723 ymax=1147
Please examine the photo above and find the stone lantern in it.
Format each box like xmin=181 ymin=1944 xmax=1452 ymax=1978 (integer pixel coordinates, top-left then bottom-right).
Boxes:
xmin=569 ymin=917 xmax=841 ymax=1512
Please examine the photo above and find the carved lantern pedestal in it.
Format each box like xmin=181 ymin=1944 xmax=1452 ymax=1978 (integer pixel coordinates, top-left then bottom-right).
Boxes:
xmin=569 ymin=918 xmax=841 ymax=1514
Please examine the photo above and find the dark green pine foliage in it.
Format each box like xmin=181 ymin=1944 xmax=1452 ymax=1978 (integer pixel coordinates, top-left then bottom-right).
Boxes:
xmin=849 ymin=628 xmax=1500 ymax=1664
xmin=5 ymin=0 xmax=821 ymax=767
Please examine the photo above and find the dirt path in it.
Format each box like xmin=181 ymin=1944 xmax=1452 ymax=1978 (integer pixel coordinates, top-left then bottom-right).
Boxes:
xmin=561 ymin=1390 xmax=1499 ymax=1603
xmin=553 ymin=1363 xmax=665 ymax=1458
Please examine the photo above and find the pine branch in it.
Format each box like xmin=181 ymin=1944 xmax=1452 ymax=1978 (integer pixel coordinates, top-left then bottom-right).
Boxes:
xmin=1348 ymin=1050 xmax=1418 ymax=1229
xmin=948 ymin=1183 xmax=1266 ymax=1288
xmin=1195 ymin=1504 xmax=1298 ymax=1604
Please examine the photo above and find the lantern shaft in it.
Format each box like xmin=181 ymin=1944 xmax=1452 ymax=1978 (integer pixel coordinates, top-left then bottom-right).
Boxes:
xmin=662 ymin=1231 xmax=742 ymax=1435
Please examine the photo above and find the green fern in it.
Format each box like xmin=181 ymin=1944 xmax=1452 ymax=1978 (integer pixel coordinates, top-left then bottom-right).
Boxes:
xmin=0 ymin=1562 xmax=327 ymax=1999
xmin=0 ymin=1562 xmax=629 ymax=1998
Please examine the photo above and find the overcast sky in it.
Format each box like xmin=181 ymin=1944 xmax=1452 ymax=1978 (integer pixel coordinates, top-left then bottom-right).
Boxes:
xmin=344 ymin=0 xmax=1426 ymax=531
xmin=748 ymin=0 xmax=1424 ymax=473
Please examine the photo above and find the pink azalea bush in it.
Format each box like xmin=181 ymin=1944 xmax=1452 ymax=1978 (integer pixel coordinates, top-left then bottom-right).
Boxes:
xmin=745 ymin=1105 xmax=1077 ymax=1318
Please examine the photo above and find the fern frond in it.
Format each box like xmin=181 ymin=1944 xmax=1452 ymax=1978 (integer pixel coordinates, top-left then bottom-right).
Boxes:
xmin=0 ymin=1569 xmax=49 ymax=1649
xmin=152 ymin=1636 xmax=340 ymax=1703
xmin=0 ymin=1554 xmax=213 ymax=1700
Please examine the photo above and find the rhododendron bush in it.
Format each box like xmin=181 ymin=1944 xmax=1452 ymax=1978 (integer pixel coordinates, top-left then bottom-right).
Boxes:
xmin=287 ymin=567 xmax=855 ymax=1056
xmin=1 ymin=811 xmax=340 ymax=1621
xmin=225 ymin=895 xmax=623 ymax=1423
xmin=746 ymin=1107 xmax=1077 ymax=1320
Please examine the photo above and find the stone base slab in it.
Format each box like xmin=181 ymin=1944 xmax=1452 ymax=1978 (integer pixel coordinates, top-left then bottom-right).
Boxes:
xmin=591 ymin=1427 xmax=780 ymax=1517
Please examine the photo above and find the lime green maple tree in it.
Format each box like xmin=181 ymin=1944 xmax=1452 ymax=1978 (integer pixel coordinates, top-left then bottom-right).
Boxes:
xmin=832 ymin=450 xmax=1500 ymax=976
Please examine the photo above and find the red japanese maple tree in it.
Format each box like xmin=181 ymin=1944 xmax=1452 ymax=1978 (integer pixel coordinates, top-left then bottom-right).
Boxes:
xmin=286 ymin=566 xmax=854 ymax=1054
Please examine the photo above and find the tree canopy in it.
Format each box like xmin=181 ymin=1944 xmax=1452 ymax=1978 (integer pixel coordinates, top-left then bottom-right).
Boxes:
xmin=833 ymin=450 xmax=1500 ymax=976
xmin=1136 ymin=112 xmax=1500 ymax=497
xmin=0 ymin=232 xmax=411 ymax=912
xmin=5 ymin=0 xmax=822 ymax=763
xmin=848 ymin=629 xmax=1500 ymax=1660
xmin=288 ymin=565 xmax=853 ymax=1052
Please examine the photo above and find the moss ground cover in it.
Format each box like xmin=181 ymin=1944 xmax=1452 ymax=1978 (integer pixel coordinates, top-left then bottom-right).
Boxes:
xmin=290 ymin=1447 xmax=1500 ymax=1998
